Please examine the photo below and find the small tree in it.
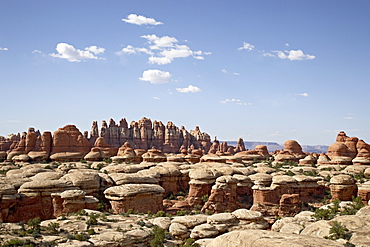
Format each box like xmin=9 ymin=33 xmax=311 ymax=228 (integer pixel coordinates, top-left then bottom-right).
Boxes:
xmin=325 ymin=221 xmax=351 ymax=240
xmin=27 ymin=217 xmax=41 ymax=233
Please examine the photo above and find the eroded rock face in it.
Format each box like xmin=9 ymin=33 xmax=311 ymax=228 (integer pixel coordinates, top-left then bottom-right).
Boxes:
xmin=89 ymin=117 xmax=212 ymax=155
xmin=84 ymin=137 xmax=118 ymax=161
xmin=330 ymin=174 xmax=357 ymax=201
xmin=52 ymin=189 xmax=99 ymax=217
xmin=6 ymin=179 xmax=78 ymax=222
xmin=201 ymin=176 xmax=240 ymax=213
xmin=104 ymin=184 xmax=165 ymax=213
xmin=50 ymin=125 xmax=91 ymax=161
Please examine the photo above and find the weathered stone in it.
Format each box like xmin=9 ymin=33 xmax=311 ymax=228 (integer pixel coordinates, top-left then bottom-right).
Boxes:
xmin=104 ymin=184 xmax=165 ymax=213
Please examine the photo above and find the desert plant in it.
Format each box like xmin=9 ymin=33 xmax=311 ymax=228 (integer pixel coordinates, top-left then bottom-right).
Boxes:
xmin=46 ymin=222 xmax=60 ymax=234
xmin=27 ymin=217 xmax=41 ymax=233
xmin=150 ymin=225 xmax=166 ymax=247
xmin=325 ymin=221 xmax=351 ymax=240
xmin=86 ymin=213 xmax=99 ymax=226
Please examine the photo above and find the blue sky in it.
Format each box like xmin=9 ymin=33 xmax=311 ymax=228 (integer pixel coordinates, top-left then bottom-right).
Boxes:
xmin=0 ymin=0 xmax=369 ymax=145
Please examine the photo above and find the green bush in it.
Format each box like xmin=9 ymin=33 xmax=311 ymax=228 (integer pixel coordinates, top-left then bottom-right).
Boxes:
xmin=150 ymin=225 xmax=166 ymax=247
xmin=46 ymin=222 xmax=60 ymax=234
xmin=313 ymin=199 xmax=340 ymax=220
xmin=2 ymin=238 xmax=36 ymax=247
xmin=86 ymin=213 xmax=99 ymax=226
xmin=201 ymin=194 xmax=209 ymax=203
xmin=27 ymin=217 xmax=41 ymax=233
xmin=87 ymin=228 xmax=96 ymax=235
xmin=75 ymin=233 xmax=89 ymax=241
xmin=325 ymin=221 xmax=351 ymax=240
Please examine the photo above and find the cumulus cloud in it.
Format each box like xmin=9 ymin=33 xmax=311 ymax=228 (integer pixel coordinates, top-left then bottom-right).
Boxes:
xmin=265 ymin=49 xmax=315 ymax=61
xmin=32 ymin=50 xmax=42 ymax=54
xmin=50 ymin=43 xmax=105 ymax=62
xmin=153 ymin=97 xmax=160 ymax=100
xmin=296 ymin=93 xmax=309 ymax=97
xmin=220 ymin=98 xmax=251 ymax=105
xmin=122 ymin=14 xmax=163 ymax=26
xmin=285 ymin=43 xmax=290 ymax=47
xmin=139 ymin=69 xmax=171 ymax=84
xmin=0 ymin=47 xmax=8 ymax=51
xmin=238 ymin=42 xmax=255 ymax=51
xmin=118 ymin=45 xmax=153 ymax=55
xmin=85 ymin=45 xmax=105 ymax=55
xmin=176 ymin=85 xmax=201 ymax=93
xmin=119 ymin=34 xmax=211 ymax=65
xmin=142 ymin=34 xmax=178 ymax=49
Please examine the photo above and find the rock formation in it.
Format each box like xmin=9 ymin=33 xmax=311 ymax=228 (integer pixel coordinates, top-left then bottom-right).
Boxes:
xmin=50 ymin=125 xmax=91 ymax=161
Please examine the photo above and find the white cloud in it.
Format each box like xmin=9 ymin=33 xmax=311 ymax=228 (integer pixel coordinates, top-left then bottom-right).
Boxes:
xmin=220 ymin=98 xmax=251 ymax=105
xmin=344 ymin=116 xmax=354 ymax=120
xmin=296 ymin=93 xmax=309 ymax=97
xmin=133 ymin=34 xmax=211 ymax=65
xmin=118 ymin=45 xmax=153 ymax=55
xmin=122 ymin=14 xmax=163 ymax=26
xmin=153 ymin=97 xmax=160 ymax=100
xmin=32 ymin=50 xmax=42 ymax=54
xmin=269 ymin=49 xmax=315 ymax=61
xmin=139 ymin=69 xmax=171 ymax=84
xmin=50 ymin=43 xmax=105 ymax=62
xmin=221 ymin=69 xmax=240 ymax=76
xmin=85 ymin=45 xmax=105 ymax=55
xmin=285 ymin=43 xmax=290 ymax=47
xmin=176 ymin=85 xmax=201 ymax=93
xmin=220 ymin=98 xmax=241 ymax=103
xmin=142 ymin=34 xmax=178 ymax=49
xmin=238 ymin=42 xmax=255 ymax=51
xmin=0 ymin=47 xmax=8 ymax=51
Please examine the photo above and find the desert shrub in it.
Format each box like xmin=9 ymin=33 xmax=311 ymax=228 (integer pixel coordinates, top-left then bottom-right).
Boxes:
xmin=87 ymin=228 xmax=96 ymax=235
xmin=179 ymin=238 xmax=199 ymax=247
xmin=103 ymin=158 xmax=112 ymax=164
xmin=285 ymin=170 xmax=295 ymax=176
xmin=86 ymin=213 xmax=99 ymax=226
xmin=154 ymin=211 xmax=165 ymax=217
xmin=150 ymin=225 xmax=166 ymax=247
xmin=340 ymin=196 xmax=364 ymax=215
xmin=325 ymin=221 xmax=351 ymax=240
xmin=46 ymin=222 xmax=60 ymax=234
xmin=313 ymin=199 xmax=340 ymax=220
xmin=176 ymin=210 xmax=186 ymax=216
xmin=201 ymin=194 xmax=209 ymax=203
xmin=75 ymin=233 xmax=89 ymax=241
xmin=27 ymin=217 xmax=41 ymax=233
xmin=2 ymin=238 xmax=36 ymax=247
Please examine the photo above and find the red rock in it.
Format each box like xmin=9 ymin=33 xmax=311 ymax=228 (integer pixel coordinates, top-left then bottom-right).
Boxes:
xmin=50 ymin=125 xmax=91 ymax=161
xmin=201 ymin=176 xmax=241 ymax=213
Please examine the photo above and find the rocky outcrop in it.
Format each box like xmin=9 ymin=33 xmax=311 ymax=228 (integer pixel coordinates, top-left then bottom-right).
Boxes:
xmin=51 ymin=189 xmax=99 ymax=217
xmin=104 ymin=184 xmax=165 ymax=213
xmin=50 ymin=125 xmax=91 ymax=161
xmin=84 ymin=137 xmax=118 ymax=161
xmin=201 ymin=176 xmax=240 ymax=213
xmin=329 ymin=174 xmax=357 ymax=201
xmin=88 ymin=117 xmax=212 ymax=154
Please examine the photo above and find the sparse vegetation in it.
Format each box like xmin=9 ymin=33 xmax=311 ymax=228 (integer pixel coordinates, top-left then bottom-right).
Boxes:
xmin=150 ymin=225 xmax=166 ymax=247
xmin=324 ymin=220 xmax=351 ymax=240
